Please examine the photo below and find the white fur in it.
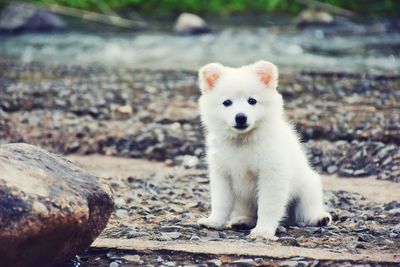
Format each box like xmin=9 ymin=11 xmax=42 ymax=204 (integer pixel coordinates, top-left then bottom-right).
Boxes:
xmin=197 ymin=61 xmax=331 ymax=240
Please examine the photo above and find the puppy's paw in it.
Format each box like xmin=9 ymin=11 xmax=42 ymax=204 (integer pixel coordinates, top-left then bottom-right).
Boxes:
xmin=315 ymin=212 xmax=332 ymax=227
xmin=248 ymin=228 xmax=278 ymax=241
xmin=198 ymin=217 xmax=225 ymax=230
xmin=228 ymin=216 xmax=256 ymax=229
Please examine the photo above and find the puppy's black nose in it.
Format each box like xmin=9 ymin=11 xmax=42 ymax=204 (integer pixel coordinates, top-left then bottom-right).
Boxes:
xmin=235 ymin=113 xmax=247 ymax=125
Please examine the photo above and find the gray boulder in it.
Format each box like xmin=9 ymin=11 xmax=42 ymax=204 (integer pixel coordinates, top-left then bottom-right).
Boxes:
xmin=0 ymin=3 xmax=65 ymax=34
xmin=174 ymin=12 xmax=211 ymax=35
xmin=0 ymin=143 xmax=114 ymax=267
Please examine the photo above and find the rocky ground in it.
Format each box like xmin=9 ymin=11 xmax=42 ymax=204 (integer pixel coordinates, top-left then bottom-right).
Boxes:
xmin=0 ymin=59 xmax=399 ymax=182
xmin=1 ymin=58 xmax=399 ymax=266
xmin=65 ymin=155 xmax=400 ymax=267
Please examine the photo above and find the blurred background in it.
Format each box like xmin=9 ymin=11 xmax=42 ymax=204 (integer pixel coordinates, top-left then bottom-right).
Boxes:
xmin=0 ymin=0 xmax=399 ymax=73
xmin=1 ymin=2 xmax=400 ymax=266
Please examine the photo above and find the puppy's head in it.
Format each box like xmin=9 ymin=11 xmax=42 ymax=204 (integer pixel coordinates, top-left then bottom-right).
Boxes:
xmin=198 ymin=61 xmax=283 ymax=136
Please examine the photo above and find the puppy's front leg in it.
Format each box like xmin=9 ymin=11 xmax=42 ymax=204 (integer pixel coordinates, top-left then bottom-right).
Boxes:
xmin=198 ymin=166 xmax=233 ymax=229
xmin=250 ymin=171 xmax=289 ymax=240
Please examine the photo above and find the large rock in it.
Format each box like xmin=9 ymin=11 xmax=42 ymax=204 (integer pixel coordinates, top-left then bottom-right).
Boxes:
xmin=174 ymin=13 xmax=211 ymax=34
xmin=0 ymin=143 xmax=114 ymax=267
xmin=296 ymin=8 xmax=335 ymax=28
xmin=0 ymin=3 xmax=65 ymax=34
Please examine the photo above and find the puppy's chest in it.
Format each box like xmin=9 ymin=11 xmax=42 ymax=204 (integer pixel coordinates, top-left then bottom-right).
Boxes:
xmin=212 ymin=142 xmax=262 ymax=171
xmin=213 ymin=144 xmax=259 ymax=197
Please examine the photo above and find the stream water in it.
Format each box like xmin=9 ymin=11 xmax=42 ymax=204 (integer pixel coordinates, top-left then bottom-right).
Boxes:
xmin=0 ymin=16 xmax=399 ymax=73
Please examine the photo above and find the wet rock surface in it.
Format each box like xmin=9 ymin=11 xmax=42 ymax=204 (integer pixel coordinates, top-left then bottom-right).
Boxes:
xmin=0 ymin=3 xmax=65 ymax=34
xmin=0 ymin=59 xmax=398 ymax=182
xmin=0 ymin=143 xmax=113 ymax=267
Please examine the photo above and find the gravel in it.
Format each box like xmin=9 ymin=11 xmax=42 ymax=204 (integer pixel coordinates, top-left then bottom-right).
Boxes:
xmin=1 ymin=59 xmax=399 ymax=265
xmin=0 ymin=59 xmax=399 ymax=182
xmin=70 ymin=249 xmax=400 ymax=267
xmin=97 ymin=171 xmax=400 ymax=255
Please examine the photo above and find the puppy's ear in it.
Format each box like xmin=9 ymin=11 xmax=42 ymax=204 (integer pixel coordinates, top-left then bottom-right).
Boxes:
xmin=198 ymin=63 xmax=224 ymax=93
xmin=252 ymin=61 xmax=279 ymax=90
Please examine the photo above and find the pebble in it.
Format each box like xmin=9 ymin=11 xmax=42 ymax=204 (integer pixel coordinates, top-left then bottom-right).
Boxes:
xmin=207 ymin=259 xmax=222 ymax=266
xmin=127 ymin=230 xmax=148 ymax=238
xmin=115 ymin=209 xmax=129 ymax=219
xmin=160 ymin=226 xmax=182 ymax=232
xmin=277 ymin=225 xmax=287 ymax=234
xmin=123 ymin=255 xmax=141 ymax=263
xmin=279 ymin=236 xmax=299 ymax=246
xmin=358 ymin=234 xmax=374 ymax=242
xmin=109 ymin=261 xmax=120 ymax=267
xmin=231 ymin=258 xmax=255 ymax=266
xmin=346 ymin=241 xmax=366 ymax=250
xmin=180 ymin=222 xmax=201 ymax=229
xmin=326 ymin=165 xmax=338 ymax=174
xmin=206 ymin=231 xmax=220 ymax=239
xmin=160 ymin=232 xmax=182 ymax=241
xmin=279 ymin=260 xmax=300 ymax=267
xmin=190 ymin=235 xmax=200 ymax=241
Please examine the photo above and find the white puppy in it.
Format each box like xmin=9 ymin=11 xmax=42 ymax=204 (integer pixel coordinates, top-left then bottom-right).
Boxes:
xmin=197 ymin=61 xmax=331 ymax=240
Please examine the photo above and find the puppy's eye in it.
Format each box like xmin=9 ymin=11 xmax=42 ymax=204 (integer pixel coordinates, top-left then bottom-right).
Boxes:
xmin=248 ymin=98 xmax=257 ymax=105
xmin=222 ymin=100 xmax=232 ymax=107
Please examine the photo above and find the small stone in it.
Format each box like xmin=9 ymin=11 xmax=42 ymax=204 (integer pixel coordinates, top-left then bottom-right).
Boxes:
xmin=160 ymin=232 xmax=182 ymax=240
xmin=346 ymin=241 xmax=366 ymax=250
xmin=31 ymin=201 xmax=48 ymax=215
xmin=109 ymin=261 xmax=120 ymax=267
xmin=116 ymin=105 xmax=133 ymax=115
xmin=388 ymin=208 xmax=400 ymax=214
xmin=358 ymin=234 xmax=374 ymax=242
xmin=277 ymin=226 xmax=287 ymax=234
xmin=174 ymin=13 xmax=210 ymax=34
xmin=353 ymin=169 xmax=369 ymax=177
xmin=393 ymin=225 xmax=400 ymax=233
xmin=190 ymin=235 xmax=200 ymax=241
xmin=303 ymin=242 xmax=317 ymax=248
xmin=231 ymin=258 xmax=255 ymax=266
xmin=339 ymin=210 xmax=354 ymax=221
xmin=382 ymin=156 xmax=393 ymax=166
xmin=115 ymin=209 xmax=129 ymax=219
xmin=164 ymin=159 xmax=174 ymax=166
xmin=339 ymin=168 xmax=354 ymax=177
xmin=327 ymin=165 xmax=338 ymax=174
xmin=279 ymin=260 xmax=299 ymax=267
xmin=122 ymin=255 xmax=141 ymax=263
xmin=206 ymin=231 xmax=220 ymax=239
xmin=176 ymin=155 xmax=199 ymax=168
xmin=389 ymin=232 xmax=398 ymax=238
xmin=207 ymin=259 xmax=222 ymax=266
xmin=279 ymin=236 xmax=299 ymax=246
xmin=160 ymin=226 xmax=182 ymax=232
xmin=127 ymin=230 xmax=148 ymax=238
xmin=180 ymin=222 xmax=201 ymax=229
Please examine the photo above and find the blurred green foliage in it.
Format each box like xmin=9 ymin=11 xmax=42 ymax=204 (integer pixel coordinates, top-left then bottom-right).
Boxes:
xmin=17 ymin=0 xmax=400 ymax=16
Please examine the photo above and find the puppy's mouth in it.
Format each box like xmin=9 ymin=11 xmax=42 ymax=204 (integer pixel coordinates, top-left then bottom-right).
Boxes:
xmin=233 ymin=124 xmax=249 ymax=131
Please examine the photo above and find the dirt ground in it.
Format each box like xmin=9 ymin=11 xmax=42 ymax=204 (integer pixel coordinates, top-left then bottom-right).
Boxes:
xmin=69 ymin=155 xmax=400 ymax=204
xmin=68 ymin=155 xmax=400 ymax=266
